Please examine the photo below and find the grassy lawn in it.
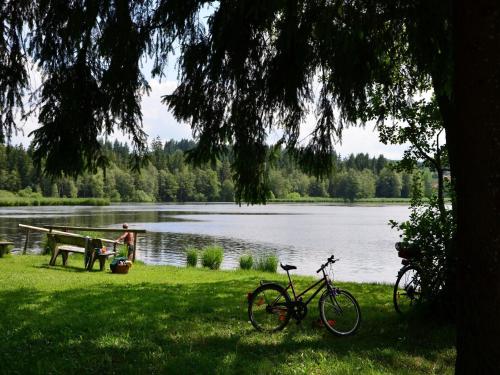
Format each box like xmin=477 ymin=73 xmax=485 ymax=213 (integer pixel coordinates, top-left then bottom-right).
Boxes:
xmin=0 ymin=255 xmax=455 ymax=374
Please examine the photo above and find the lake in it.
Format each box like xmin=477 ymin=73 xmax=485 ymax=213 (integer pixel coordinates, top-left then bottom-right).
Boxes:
xmin=0 ymin=203 xmax=409 ymax=283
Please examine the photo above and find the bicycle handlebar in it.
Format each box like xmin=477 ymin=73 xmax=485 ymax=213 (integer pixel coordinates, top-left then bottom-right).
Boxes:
xmin=316 ymin=255 xmax=338 ymax=273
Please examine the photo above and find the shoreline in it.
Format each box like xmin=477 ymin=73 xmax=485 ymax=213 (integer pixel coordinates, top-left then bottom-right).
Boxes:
xmin=0 ymin=197 xmax=110 ymax=206
xmin=0 ymin=196 xmax=449 ymax=207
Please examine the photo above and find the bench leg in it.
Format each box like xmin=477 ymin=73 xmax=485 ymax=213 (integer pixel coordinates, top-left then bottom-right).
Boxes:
xmin=87 ymin=252 xmax=96 ymax=271
xmin=61 ymin=251 xmax=69 ymax=266
xmin=49 ymin=247 xmax=60 ymax=266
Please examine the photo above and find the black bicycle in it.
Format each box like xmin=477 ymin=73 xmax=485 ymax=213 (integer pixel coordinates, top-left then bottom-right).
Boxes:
xmin=393 ymin=242 xmax=446 ymax=314
xmin=247 ymin=255 xmax=361 ymax=336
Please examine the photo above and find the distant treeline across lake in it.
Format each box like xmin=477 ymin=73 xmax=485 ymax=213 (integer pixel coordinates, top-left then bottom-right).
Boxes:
xmin=0 ymin=139 xmax=438 ymax=204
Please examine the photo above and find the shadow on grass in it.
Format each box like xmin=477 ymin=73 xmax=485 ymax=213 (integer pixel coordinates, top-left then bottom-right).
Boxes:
xmin=37 ymin=264 xmax=88 ymax=273
xmin=0 ymin=276 xmax=455 ymax=374
xmin=36 ymin=256 xmax=113 ymax=273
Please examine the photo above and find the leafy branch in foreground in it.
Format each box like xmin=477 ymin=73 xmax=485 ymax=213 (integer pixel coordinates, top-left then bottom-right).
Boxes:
xmin=390 ymin=176 xmax=455 ymax=313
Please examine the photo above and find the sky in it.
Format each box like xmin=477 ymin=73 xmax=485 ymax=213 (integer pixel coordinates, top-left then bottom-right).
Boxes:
xmin=10 ymin=62 xmax=408 ymax=160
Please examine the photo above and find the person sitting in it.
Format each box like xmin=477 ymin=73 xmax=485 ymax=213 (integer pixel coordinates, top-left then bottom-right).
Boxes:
xmin=116 ymin=223 xmax=135 ymax=261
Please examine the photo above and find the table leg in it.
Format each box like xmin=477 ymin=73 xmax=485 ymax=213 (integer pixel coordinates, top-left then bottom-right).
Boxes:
xmin=99 ymin=256 xmax=106 ymax=271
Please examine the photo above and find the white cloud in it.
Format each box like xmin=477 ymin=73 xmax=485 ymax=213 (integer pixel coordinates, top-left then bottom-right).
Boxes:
xmin=335 ymin=126 xmax=408 ymax=160
xmin=139 ymin=79 xmax=192 ymax=143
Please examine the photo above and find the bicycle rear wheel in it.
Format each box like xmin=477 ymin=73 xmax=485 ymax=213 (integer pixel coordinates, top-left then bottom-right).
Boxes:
xmin=393 ymin=265 xmax=422 ymax=314
xmin=248 ymin=283 xmax=291 ymax=332
xmin=319 ymin=289 xmax=361 ymax=336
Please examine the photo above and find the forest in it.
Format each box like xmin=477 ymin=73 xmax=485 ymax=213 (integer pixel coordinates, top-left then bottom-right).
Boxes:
xmin=0 ymin=137 xmax=436 ymax=203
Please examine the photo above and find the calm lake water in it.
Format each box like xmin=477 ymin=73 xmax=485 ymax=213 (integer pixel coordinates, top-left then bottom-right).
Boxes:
xmin=0 ymin=203 xmax=409 ymax=283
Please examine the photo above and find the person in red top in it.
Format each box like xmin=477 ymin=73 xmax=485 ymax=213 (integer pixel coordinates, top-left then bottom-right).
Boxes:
xmin=116 ymin=223 xmax=135 ymax=261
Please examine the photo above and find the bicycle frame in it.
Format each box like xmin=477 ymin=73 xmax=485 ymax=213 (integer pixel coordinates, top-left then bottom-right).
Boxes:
xmin=282 ymin=267 xmax=334 ymax=307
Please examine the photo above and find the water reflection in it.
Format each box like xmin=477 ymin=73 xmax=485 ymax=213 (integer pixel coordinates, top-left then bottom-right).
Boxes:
xmin=0 ymin=203 xmax=409 ymax=283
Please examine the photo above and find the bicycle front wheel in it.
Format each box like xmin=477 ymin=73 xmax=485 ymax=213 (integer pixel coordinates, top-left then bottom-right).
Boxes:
xmin=319 ymin=289 xmax=361 ymax=336
xmin=393 ymin=265 xmax=422 ymax=314
xmin=248 ymin=283 xmax=291 ymax=332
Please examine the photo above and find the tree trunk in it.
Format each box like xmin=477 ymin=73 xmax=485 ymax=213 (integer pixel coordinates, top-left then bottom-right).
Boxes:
xmin=436 ymin=163 xmax=446 ymax=223
xmin=432 ymin=47 xmax=457 ymax=322
xmin=454 ymin=1 xmax=500 ymax=373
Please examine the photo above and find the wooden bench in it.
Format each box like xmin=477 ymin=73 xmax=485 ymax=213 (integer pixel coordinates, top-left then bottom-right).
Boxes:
xmin=0 ymin=241 xmax=14 ymax=258
xmin=48 ymin=233 xmax=117 ymax=271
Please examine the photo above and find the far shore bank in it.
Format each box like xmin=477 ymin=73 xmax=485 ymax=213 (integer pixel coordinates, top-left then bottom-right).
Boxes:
xmin=0 ymin=197 xmax=110 ymax=207
xmin=0 ymin=196 xmax=449 ymax=207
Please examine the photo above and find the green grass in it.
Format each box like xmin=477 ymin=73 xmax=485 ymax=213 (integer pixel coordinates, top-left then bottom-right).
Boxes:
xmin=0 ymin=196 xmax=110 ymax=206
xmin=201 ymin=246 xmax=224 ymax=270
xmin=186 ymin=247 xmax=199 ymax=267
xmin=239 ymin=254 xmax=253 ymax=270
xmin=0 ymin=255 xmax=455 ymax=374
xmin=116 ymin=244 xmax=128 ymax=257
xmin=254 ymin=255 xmax=279 ymax=273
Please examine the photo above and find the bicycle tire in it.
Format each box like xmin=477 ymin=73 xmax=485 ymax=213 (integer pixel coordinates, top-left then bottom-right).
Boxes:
xmin=248 ymin=283 xmax=291 ymax=332
xmin=319 ymin=289 xmax=361 ymax=336
xmin=393 ymin=265 xmax=422 ymax=314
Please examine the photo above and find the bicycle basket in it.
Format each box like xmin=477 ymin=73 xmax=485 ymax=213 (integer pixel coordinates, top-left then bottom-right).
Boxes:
xmin=395 ymin=242 xmax=421 ymax=259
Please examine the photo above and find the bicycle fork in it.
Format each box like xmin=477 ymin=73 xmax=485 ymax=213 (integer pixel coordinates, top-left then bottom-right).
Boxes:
xmin=326 ymin=287 xmax=344 ymax=315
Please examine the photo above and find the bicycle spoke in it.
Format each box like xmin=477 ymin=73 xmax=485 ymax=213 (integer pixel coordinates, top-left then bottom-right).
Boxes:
xmin=394 ymin=267 xmax=422 ymax=314
xmin=320 ymin=290 xmax=360 ymax=335
xmin=249 ymin=285 xmax=290 ymax=332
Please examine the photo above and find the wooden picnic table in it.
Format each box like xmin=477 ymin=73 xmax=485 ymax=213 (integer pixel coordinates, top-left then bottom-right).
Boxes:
xmin=43 ymin=225 xmax=146 ymax=262
xmin=0 ymin=241 xmax=13 ymax=258
xmin=18 ymin=224 xmax=119 ymax=271
xmin=48 ymin=233 xmax=118 ymax=271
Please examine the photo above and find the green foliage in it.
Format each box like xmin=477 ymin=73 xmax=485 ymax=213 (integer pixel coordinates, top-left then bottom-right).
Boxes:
xmin=0 ymin=143 xmax=435 ymax=204
xmin=186 ymin=247 xmax=198 ymax=267
xmin=194 ymin=169 xmax=220 ymax=201
xmin=239 ymin=254 xmax=253 ymax=270
xmin=336 ymin=170 xmax=361 ymax=202
xmin=308 ymin=179 xmax=328 ymax=197
xmin=17 ymin=187 xmax=41 ymax=198
xmin=269 ymin=169 xmax=291 ymax=198
xmin=219 ymin=179 xmax=234 ymax=202
xmin=158 ymin=170 xmax=178 ymax=201
xmin=79 ymin=173 xmax=105 ymax=198
xmin=201 ymin=246 xmax=224 ymax=270
xmin=254 ymin=255 xmax=279 ymax=273
xmin=132 ymin=190 xmax=155 ymax=203
xmin=401 ymin=173 xmax=412 ymax=198
xmin=117 ymin=245 xmax=128 ymax=258
xmin=285 ymin=192 xmax=301 ymax=200
xmin=376 ymin=168 xmax=402 ymax=198
xmin=390 ymin=183 xmax=455 ymax=307
xmin=0 ymin=189 xmax=16 ymax=198
xmin=421 ymin=169 xmax=434 ymax=198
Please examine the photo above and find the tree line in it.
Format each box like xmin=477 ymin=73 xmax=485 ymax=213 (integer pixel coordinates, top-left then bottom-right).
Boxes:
xmin=0 ymin=138 xmax=436 ymax=203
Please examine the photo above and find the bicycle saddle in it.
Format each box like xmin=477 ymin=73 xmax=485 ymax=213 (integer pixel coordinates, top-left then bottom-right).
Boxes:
xmin=280 ymin=263 xmax=297 ymax=271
